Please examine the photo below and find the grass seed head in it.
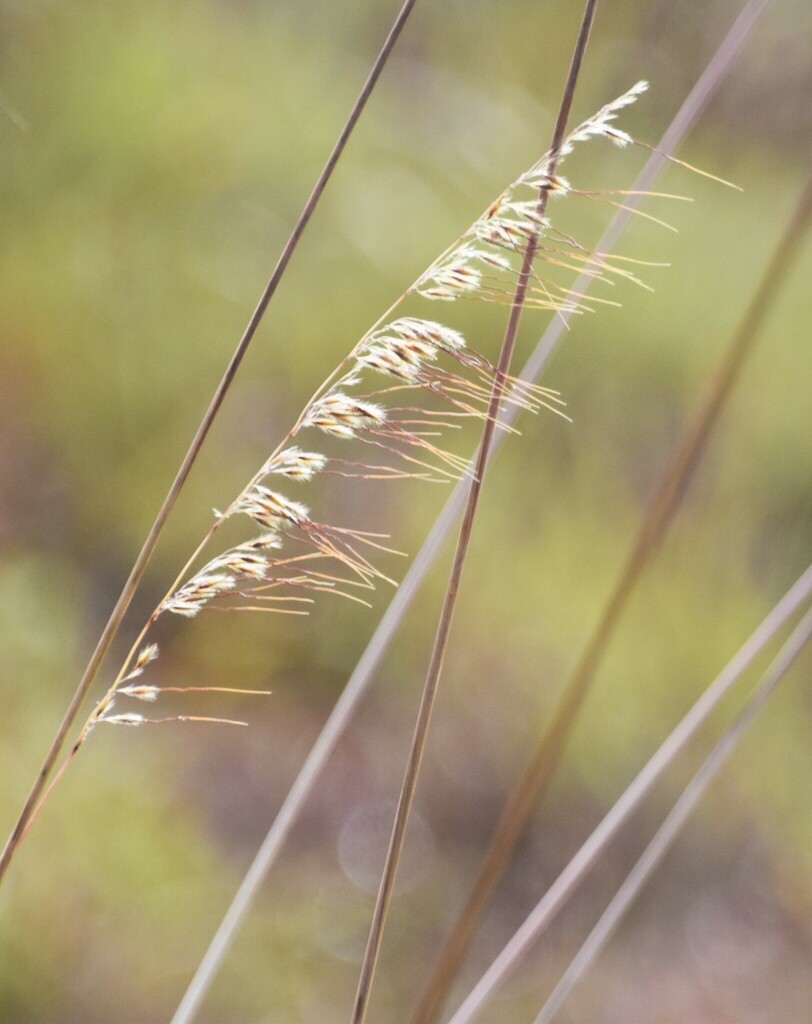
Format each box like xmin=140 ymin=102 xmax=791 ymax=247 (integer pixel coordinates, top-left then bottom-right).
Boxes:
xmin=93 ymin=78 xmax=695 ymax=749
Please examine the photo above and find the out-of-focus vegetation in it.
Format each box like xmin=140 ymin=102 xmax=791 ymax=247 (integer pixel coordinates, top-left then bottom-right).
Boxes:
xmin=1 ymin=1 xmax=811 ymax=1021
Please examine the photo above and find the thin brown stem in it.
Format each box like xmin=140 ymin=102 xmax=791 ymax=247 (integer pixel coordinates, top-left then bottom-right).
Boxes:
xmin=349 ymin=4 xmax=599 ymax=1022
xmin=0 ymin=0 xmax=418 ymax=886
xmin=410 ymin=166 xmax=812 ymax=1024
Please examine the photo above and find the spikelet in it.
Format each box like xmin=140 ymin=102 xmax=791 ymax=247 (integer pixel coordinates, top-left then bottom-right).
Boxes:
xmin=120 ymin=643 xmax=159 ymax=683
xmin=262 ymin=447 xmax=327 ymax=481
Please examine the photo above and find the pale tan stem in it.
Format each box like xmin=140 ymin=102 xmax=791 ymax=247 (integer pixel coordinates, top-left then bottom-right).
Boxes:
xmin=350 ymin=4 xmax=600 ymax=1021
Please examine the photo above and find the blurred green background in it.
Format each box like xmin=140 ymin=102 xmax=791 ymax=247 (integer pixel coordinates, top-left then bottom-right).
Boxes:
xmin=1 ymin=1 xmax=811 ymax=1021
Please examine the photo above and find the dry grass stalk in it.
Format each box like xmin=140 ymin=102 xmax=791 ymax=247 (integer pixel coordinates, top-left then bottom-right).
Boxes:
xmin=348 ymin=3 xmax=601 ymax=1019
xmin=0 ymin=0 xmax=420 ymax=885
xmin=411 ymin=164 xmax=812 ymax=1024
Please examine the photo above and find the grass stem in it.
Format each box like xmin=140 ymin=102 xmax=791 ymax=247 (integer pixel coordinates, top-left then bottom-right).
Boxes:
xmin=349 ymin=4 xmax=599 ymax=1021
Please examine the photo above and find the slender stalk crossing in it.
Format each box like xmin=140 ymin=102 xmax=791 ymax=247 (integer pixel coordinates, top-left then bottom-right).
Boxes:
xmin=349 ymin=4 xmax=600 ymax=1021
